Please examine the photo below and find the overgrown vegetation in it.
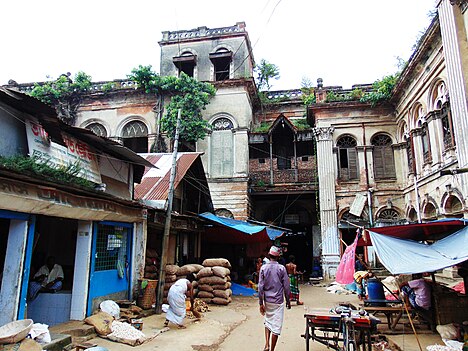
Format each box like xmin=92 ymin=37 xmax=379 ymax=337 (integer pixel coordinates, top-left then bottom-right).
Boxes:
xmin=252 ymin=121 xmax=272 ymax=133
xmin=0 ymin=155 xmax=94 ymax=188
xmin=254 ymin=59 xmax=280 ymax=91
xmin=359 ymin=74 xmax=399 ymax=106
xmin=292 ymin=118 xmax=311 ymax=130
xmin=128 ymin=65 xmax=216 ymax=142
xmin=301 ymin=77 xmax=316 ymax=106
xmin=29 ymin=72 xmax=92 ymax=124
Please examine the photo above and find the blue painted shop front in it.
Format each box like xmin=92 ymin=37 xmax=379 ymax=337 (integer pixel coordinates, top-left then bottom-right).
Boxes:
xmin=87 ymin=221 xmax=132 ymax=315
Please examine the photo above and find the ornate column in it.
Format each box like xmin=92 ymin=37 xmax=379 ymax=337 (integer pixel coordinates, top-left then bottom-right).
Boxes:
xmin=313 ymin=127 xmax=340 ymax=279
xmin=438 ymin=0 xmax=468 ymax=211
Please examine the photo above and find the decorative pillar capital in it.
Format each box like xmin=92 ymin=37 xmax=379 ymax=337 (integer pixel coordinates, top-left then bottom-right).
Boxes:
xmin=313 ymin=127 xmax=335 ymax=141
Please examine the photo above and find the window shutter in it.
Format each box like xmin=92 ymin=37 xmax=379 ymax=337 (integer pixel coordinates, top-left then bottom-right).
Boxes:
xmin=383 ymin=147 xmax=396 ymax=178
xmin=348 ymin=148 xmax=358 ymax=180
xmin=211 ymin=130 xmax=233 ymax=177
xmin=373 ymin=147 xmax=385 ymax=179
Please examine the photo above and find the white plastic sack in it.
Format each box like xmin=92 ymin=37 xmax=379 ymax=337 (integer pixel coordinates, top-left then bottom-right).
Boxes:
xmin=29 ymin=323 xmax=51 ymax=344
xmin=162 ymin=303 xmax=169 ymax=313
xmin=100 ymin=300 xmax=120 ymax=319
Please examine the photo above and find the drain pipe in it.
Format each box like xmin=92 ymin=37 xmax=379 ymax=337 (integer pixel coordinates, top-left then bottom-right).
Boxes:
xmin=362 ymin=123 xmax=373 ymax=226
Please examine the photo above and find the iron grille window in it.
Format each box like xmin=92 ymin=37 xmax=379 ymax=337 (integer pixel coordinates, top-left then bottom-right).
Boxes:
xmin=421 ymin=126 xmax=432 ymax=164
xmin=372 ymin=134 xmax=396 ymax=179
xmin=337 ymin=136 xmax=358 ymax=180
xmin=87 ymin=123 xmax=107 ymax=137
xmin=95 ymin=224 xmax=128 ymax=271
xmin=441 ymin=106 xmax=455 ymax=150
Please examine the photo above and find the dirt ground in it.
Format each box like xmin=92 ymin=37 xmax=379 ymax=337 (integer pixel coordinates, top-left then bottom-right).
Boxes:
xmin=83 ymin=283 xmax=443 ymax=351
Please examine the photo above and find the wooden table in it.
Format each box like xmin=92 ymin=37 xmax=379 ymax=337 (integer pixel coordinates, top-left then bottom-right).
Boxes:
xmin=361 ymin=300 xmax=411 ymax=331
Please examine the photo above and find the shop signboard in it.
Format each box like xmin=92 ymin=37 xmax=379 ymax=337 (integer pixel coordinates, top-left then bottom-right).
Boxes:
xmin=25 ymin=119 xmax=102 ymax=183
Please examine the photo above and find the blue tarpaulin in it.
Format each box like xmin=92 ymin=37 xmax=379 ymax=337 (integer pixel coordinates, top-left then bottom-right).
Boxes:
xmin=231 ymin=282 xmax=258 ymax=296
xmin=368 ymin=225 xmax=468 ymax=274
xmin=199 ymin=212 xmax=284 ymax=241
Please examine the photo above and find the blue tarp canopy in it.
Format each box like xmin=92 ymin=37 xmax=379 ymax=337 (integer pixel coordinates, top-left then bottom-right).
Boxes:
xmin=199 ymin=212 xmax=284 ymax=243
xmin=368 ymin=223 xmax=468 ymax=275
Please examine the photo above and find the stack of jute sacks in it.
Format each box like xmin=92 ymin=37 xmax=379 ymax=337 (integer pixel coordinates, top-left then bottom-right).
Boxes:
xmin=163 ymin=263 xmax=203 ymax=304
xmin=144 ymin=248 xmax=159 ymax=280
xmin=196 ymin=258 xmax=232 ymax=305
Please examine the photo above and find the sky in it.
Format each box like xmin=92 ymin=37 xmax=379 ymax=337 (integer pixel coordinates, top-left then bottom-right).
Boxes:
xmin=1 ymin=1 xmax=436 ymax=90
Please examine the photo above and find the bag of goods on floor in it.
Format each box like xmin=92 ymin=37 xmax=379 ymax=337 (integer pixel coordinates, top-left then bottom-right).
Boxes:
xmin=196 ymin=258 xmax=232 ymax=305
xmin=84 ymin=306 xmax=150 ymax=346
xmin=163 ymin=264 xmax=204 ymax=304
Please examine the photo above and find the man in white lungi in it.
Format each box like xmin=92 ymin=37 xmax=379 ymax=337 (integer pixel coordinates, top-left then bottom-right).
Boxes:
xmin=258 ymin=246 xmax=291 ymax=351
xmin=164 ymin=273 xmax=195 ymax=328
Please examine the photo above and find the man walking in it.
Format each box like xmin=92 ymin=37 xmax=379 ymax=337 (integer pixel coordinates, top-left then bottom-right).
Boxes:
xmin=258 ymin=245 xmax=291 ymax=351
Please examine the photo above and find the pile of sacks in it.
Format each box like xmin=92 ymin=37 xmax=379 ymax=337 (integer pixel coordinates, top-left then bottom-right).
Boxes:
xmin=163 ymin=263 xmax=203 ymax=304
xmin=144 ymin=248 xmax=159 ymax=280
xmin=196 ymin=258 xmax=232 ymax=305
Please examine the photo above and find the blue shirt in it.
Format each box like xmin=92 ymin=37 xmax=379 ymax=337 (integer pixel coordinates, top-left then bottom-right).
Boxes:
xmin=258 ymin=260 xmax=291 ymax=305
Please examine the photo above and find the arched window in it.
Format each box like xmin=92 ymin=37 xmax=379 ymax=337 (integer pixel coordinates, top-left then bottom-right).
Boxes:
xmin=371 ymin=134 xmax=395 ymax=179
xmin=441 ymin=105 xmax=455 ymax=150
xmin=209 ymin=48 xmax=232 ymax=81
xmin=173 ymin=51 xmax=196 ymax=77
xmin=423 ymin=202 xmax=437 ymax=220
xmin=336 ymin=136 xmax=358 ymax=180
xmin=445 ymin=195 xmax=463 ymax=216
xmin=210 ymin=117 xmax=234 ymax=177
xmin=86 ymin=123 xmax=107 ymax=137
xmin=418 ymin=120 xmax=432 ymax=164
xmin=376 ymin=209 xmax=401 ymax=226
xmin=121 ymin=120 xmax=148 ymax=153
xmin=408 ymin=208 xmax=418 ymax=223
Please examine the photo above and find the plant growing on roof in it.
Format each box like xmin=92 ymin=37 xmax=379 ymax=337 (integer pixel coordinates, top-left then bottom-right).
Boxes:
xmin=254 ymin=59 xmax=280 ymax=91
xmin=128 ymin=65 xmax=216 ymax=143
xmin=360 ymin=73 xmax=399 ymax=106
xmin=29 ymin=71 xmax=92 ymax=124
xmin=301 ymin=77 xmax=316 ymax=106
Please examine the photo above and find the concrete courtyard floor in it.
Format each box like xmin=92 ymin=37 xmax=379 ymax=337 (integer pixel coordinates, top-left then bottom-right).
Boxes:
xmin=79 ymin=283 xmax=443 ymax=351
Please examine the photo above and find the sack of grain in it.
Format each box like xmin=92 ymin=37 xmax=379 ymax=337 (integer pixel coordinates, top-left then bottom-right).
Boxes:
xmin=177 ymin=264 xmax=199 ymax=276
xmin=165 ymin=264 xmax=179 ymax=275
xmin=197 ymin=267 xmax=213 ymax=278
xmin=145 ymin=265 xmax=158 ymax=273
xmin=197 ymin=291 xmax=214 ymax=299
xmin=202 ymin=258 xmax=231 ymax=269
xmin=212 ymin=266 xmax=230 ymax=278
xmin=212 ymin=297 xmax=231 ymax=305
xmin=198 ymin=276 xmax=227 ymax=285
xmin=213 ymin=289 xmax=232 ymax=299
xmin=198 ymin=297 xmax=213 ymax=304
xmin=144 ymin=272 xmax=158 ymax=279
xmin=146 ymin=248 xmax=158 ymax=258
xmin=198 ymin=284 xmax=214 ymax=292
xmin=212 ymin=282 xmax=232 ymax=290
xmin=165 ymin=274 xmax=177 ymax=283
xmin=84 ymin=311 xmax=114 ymax=336
xmin=191 ymin=264 xmax=204 ymax=272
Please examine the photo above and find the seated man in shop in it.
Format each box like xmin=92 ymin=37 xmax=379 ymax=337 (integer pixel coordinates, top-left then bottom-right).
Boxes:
xmin=28 ymin=256 xmax=64 ymax=301
xmin=400 ymin=273 xmax=431 ymax=311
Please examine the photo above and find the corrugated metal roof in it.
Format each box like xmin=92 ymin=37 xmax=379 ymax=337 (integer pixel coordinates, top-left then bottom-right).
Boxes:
xmin=134 ymin=152 xmax=203 ymax=208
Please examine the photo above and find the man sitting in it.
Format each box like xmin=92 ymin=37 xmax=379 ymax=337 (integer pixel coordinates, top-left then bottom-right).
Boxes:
xmin=28 ymin=256 xmax=64 ymax=301
xmin=400 ymin=273 xmax=431 ymax=311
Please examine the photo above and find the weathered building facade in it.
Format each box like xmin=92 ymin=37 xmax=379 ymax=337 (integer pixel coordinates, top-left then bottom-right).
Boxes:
xmin=5 ymin=1 xmax=468 ymax=278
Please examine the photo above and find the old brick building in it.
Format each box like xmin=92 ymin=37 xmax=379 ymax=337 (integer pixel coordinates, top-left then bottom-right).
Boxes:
xmin=6 ymin=0 xmax=468 ymax=278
